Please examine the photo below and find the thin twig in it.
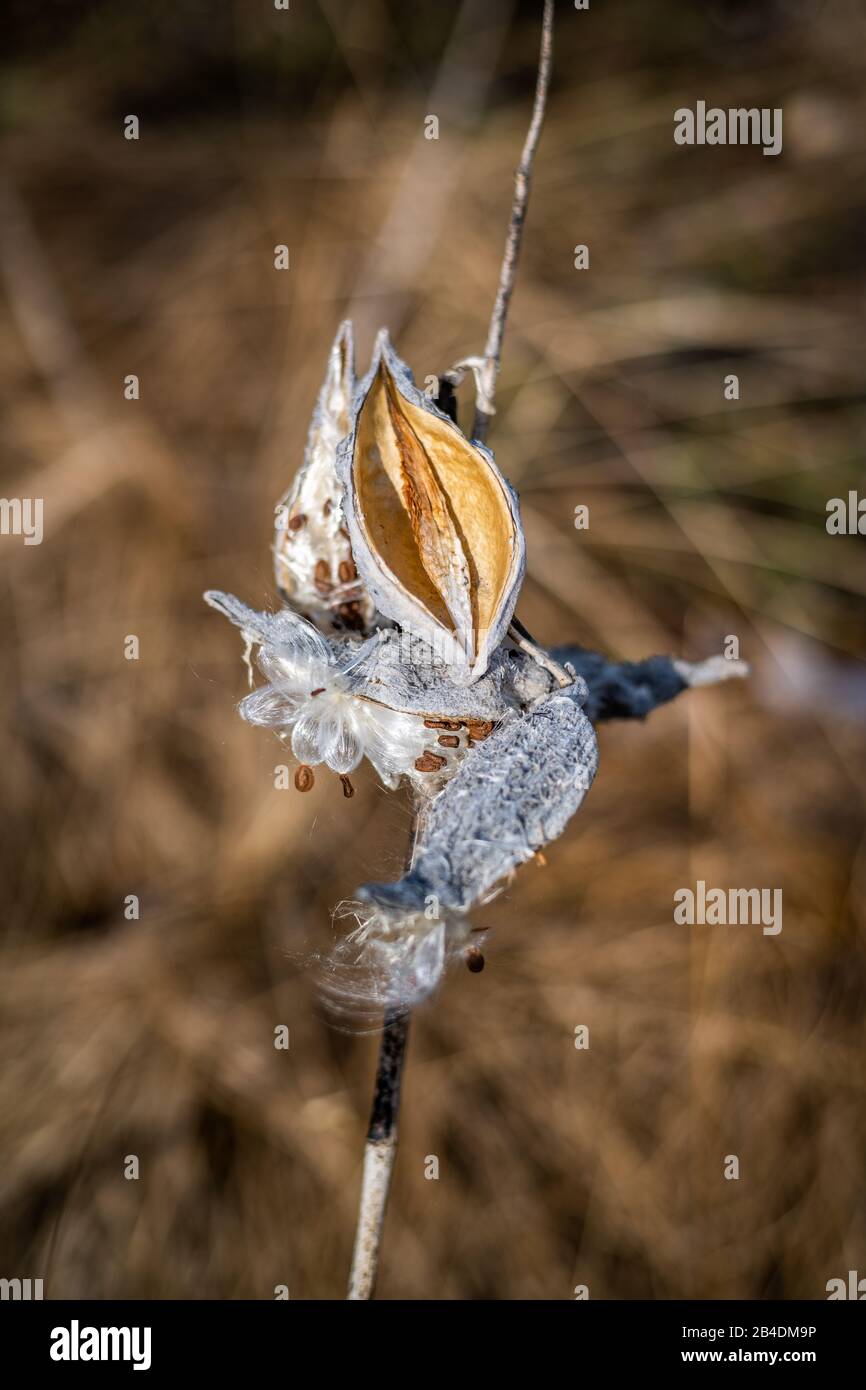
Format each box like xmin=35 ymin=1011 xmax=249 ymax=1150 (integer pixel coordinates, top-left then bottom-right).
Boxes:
xmin=472 ymin=0 xmax=555 ymax=444
xmin=467 ymin=2 xmax=566 ymax=688
xmin=509 ymin=614 xmax=573 ymax=689
xmin=346 ymin=1006 xmax=411 ymax=1300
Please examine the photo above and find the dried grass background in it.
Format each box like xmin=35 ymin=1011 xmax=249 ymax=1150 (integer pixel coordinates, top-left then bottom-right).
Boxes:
xmin=1 ymin=0 xmax=865 ymax=1299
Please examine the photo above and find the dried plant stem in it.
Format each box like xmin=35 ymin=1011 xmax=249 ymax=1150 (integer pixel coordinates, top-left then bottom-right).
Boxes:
xmin=472 ymin=0 xmax=555 ymax=444
xmin=347 ymin=3 xmax=557 ymax=1301
xmin=509 ymin=614 xmax=573 ymax=689
xmin=347 ymin=808 xmax=424 ymax=1299
xmin=346 ymin=1006 xmax=410 ymax=1300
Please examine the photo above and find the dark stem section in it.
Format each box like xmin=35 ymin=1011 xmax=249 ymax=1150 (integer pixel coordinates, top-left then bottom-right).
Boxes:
xmin=552 ymin=648 xmax=687 ymax=723
xmin=346 ymin=1008 xmax=412 ymax=1299
xmin=367 ymin=1008 xmax=410 ymax=1144
xmin=347 ymin=814 xmax=420 ymax=1299
xmin=433 ymin=376 xmax=459 ymax=425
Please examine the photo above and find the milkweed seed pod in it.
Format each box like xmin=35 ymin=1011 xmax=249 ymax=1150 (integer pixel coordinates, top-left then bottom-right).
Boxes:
xmin=358 ymin=684 xmax=599 ymax=917
xmin=273 ymin=321 xmax=376 ymax=634
xmin=323 ymin=684 xmax=600 ymax=1014
xmin=205 ymin=317 xmax=748 ymax=1020
xmin=336 ymin=330 xmax=526 ymax=684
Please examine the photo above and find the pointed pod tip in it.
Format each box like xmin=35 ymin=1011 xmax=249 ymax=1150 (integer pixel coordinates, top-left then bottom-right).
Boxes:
xmin=370 ymin=326 xmax=393 ymax=367
xmin=329 ymin=319 xmax=355 ymax=380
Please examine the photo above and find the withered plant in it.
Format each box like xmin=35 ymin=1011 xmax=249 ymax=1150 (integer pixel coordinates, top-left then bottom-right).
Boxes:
xmin=205 ymin=0 xmax=745 ymax=1299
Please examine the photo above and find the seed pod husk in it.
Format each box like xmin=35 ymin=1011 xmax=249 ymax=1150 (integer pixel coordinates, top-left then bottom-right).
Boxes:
xmin=357 ymin=684 xmax=599 ymax=914
xmin=336 ymin=330 xmax=525 ymax=684
xmin=273 ymin=320 xmax=375 ymax=634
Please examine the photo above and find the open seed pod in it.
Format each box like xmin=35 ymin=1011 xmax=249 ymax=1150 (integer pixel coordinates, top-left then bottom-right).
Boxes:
xmin=336 ymin=330 xmax=525 ymax=683
xmin=273 ymin=320 xmax=376 ymax=634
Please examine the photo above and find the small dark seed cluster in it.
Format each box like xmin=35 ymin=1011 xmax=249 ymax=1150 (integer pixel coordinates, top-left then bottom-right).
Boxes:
xmin=281 ymin=508 xmax=366 ymax=630
xmin=413 ymin=717 xmax=498 ymax=772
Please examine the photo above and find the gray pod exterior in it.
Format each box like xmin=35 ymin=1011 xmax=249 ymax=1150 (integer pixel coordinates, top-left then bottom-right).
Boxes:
xmin=358 ymin=683 xmax=599 ymax=913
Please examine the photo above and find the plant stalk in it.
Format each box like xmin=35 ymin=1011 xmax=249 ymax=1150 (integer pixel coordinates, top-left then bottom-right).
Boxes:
xmin=472 ymin=0 xmax=555 ymax=444
xmin=346 ymin=0 xmax=556 ymax=1300
xmin=346 ymin=1007 xmax=411 ymax=1300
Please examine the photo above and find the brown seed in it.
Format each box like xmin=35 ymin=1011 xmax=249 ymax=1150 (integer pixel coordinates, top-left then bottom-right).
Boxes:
xmin=414 ymin=752 xmax=447 ymax=773
xmin=338 ymin=558 xmax=357 ymax=584
xmin=534 ymin=849 xmax=547 ymax=867
xmin=322 ymin=499 xmax=332 ymax=517
xmin=437 ymin=735 xmax=459 ymax=748
xmin=287 ymin=513 xmax=306 ymax=531
xmin=423 ymin=718 xmax=462 ymax=731
xmin=465 ymin=719 xmax=494 ymax=740
xmin=314 ymin=559 xmax=332 ymax=593
xmin=465 ymin=946 xmax=485 ymax=974
xmin=466 ymin=722 xmax=494 ymax=746
xmin=310 ymin=687 xmax=326 ymax=697
xmin=339 ymin=524 xmax=351 ymax=541
xmin=294 ymin=765 xmax=314 ymax=792
xmin=339 ymin=775 xmax=355 ymax=799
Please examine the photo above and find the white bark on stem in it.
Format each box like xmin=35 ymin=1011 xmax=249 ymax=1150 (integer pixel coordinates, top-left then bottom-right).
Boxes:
xmin=347 ymin=810 xmax=426 ymax=1300
xmin=346 ymin=1008 xmax=410 ymax=1300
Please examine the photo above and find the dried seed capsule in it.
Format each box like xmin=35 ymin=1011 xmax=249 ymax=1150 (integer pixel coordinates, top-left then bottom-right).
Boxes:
xmin=337 ymin=331 xmax=525 ymax=684
xmin=272 ymin=321 xmax=375 ymax=634
xmin=294 ymin=765 xmax=315 ymax=792
xmin=356 ymin=685 xmax=598 ymax=915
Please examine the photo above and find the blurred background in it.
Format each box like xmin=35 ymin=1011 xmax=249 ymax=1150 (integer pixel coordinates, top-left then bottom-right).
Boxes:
xmin=1 ymin=0 xmax=864 ymax=1299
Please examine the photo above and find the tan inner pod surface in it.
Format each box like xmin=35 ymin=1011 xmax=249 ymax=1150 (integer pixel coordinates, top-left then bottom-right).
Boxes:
xmin=353 ymin=364 xmax=517 ymax=655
